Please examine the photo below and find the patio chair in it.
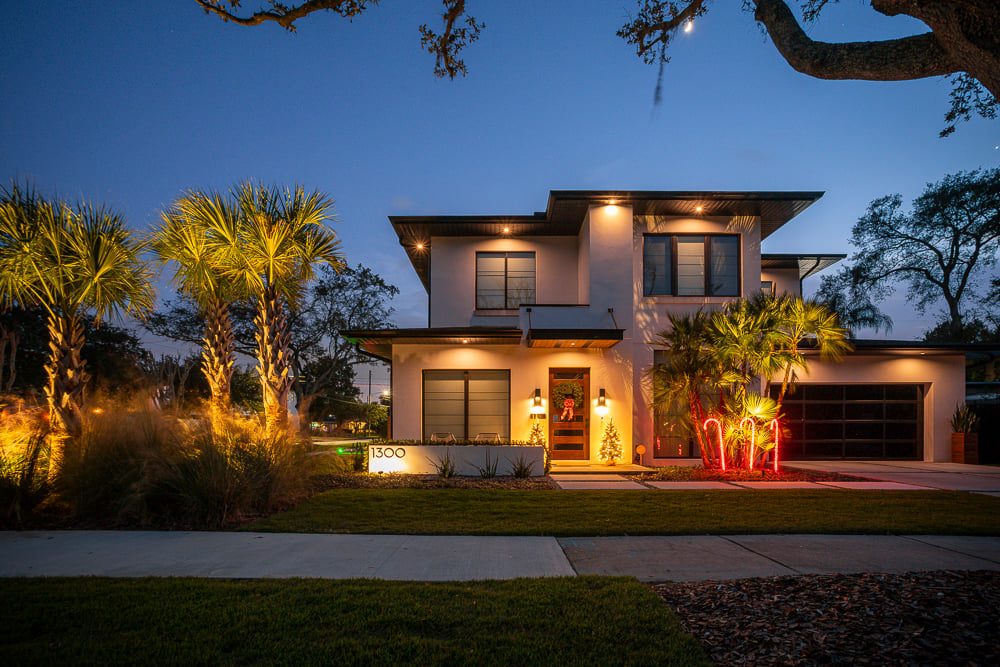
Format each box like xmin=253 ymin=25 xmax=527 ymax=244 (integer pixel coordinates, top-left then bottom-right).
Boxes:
xmin=430 ymin=432 xmax=456 ymax=443
xmin=474 ymin=432 xmax=500 ymax=443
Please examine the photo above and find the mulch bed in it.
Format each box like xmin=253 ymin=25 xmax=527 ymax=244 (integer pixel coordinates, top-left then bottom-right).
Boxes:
xmin=309 ymin=473 xmax=557 ymax=490
xmin=652 ymin=570 xmax=1000 ymax=666
xmin=633 ymin=466 xmax=867 ymax=483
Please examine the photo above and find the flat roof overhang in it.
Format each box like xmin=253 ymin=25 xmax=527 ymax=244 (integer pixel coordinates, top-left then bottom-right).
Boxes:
xmin=343 ymin=327 xmax=523 ymax=362
xmin=527 ymin=328 xmax=624 ymax=349
xmin=392 ymin=190 xmax=824 ymax=291
xmin=761 ymin=253 xmax=846 ymax=280
xmin=801 ymin=340 xmax=1000 ymax=357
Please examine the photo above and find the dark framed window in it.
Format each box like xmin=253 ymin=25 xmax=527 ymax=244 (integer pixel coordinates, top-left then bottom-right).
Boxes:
xmin=476 ymin=251 xmax=535 ymax=309
xmin=423 ymin=370 xmax=510 ymax=440
xmin=643 ymin=234 xmax=740 ymax=297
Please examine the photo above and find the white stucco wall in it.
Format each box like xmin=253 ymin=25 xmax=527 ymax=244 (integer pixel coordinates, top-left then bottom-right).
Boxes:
xmin=428 ymin=236 xmax=581 ymax=327
xmin=391 ymin=343 xmax=634 ymax=463
xmin=762 ymin=268 xmax=801 ymax=297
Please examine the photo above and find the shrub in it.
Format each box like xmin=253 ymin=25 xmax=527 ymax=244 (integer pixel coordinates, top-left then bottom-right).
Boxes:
xmin=57 ymin=402 xmax=183 ymax=523
xmin=0 ymin=425 xmax=49 ymax=528
xmin=429 ymin=449 xmax=457 ymax=478
xmin=508 ymin=453 xmax=536 ymax=478
xmin=475 ymin=450 xmax=499 ymax=478
xmin=143 ymin=419 xmax=305 ymax=528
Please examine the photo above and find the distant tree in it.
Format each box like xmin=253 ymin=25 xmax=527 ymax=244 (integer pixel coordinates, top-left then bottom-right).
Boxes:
xmin=818 ymin=168 xmax=1000 ymax=342
xmin=0 ymin=184 xmax=154 ymax=474
xmin=815 ymin=267 xmax=893 ymax=337
xmin=194 ymin=0 xmax=997 ymax=134
xmin=0 ymin=306 xmax=154 ymax=397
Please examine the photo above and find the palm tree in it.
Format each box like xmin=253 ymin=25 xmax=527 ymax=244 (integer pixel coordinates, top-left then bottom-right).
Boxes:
xmin=649 ymin=311 xmax=722 ymax=467
xmin=151 ymin=191 xmax=242 ymax=432
xmin=0 ymin=184 xmax=154 ymax=474
xmin=770 ymin=297 xmax=852 ymax=418
xmin=220 ymin=183 xmax=343 ymax=437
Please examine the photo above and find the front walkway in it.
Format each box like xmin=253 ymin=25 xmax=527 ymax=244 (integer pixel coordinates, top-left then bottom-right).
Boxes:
xmin=2 ymin=531 xmax=998 ymax=582
xmin=549 ymin=460 xmax=1000 ymax=494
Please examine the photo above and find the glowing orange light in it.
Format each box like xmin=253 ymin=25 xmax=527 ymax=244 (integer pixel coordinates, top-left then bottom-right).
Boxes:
xmin=415 ymin=243 xmax=424 ymax=250
xmin=739 ymin=417 xmax=756 ymax=470
xmin=92 ymin=407 xmax=104 ymax=414
xmin=769 ymin=419 xmax=780 ymax=472
xmin=502 ymin=227 xmax=510 ymax=233
xmin=462 ymin=339 xmax=469 ymax=344
xmin=695 ymin=206 xmax=703 ymax=212
xmin=702 ymin=418 xmax=726 ymax=471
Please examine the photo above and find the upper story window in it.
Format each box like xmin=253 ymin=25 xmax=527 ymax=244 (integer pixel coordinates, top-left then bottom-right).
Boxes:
xmin=476 ymin=251 xmax=536 ymax=309
xmin=643 ymin=234 xmax=740 ymax=297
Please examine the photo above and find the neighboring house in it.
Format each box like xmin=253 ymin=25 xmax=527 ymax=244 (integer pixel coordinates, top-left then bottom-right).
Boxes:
xmin=346 ymin=191 xmax=967 ymax=465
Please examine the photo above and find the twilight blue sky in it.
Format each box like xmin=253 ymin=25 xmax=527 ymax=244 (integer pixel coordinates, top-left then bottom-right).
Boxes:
xmin=2 ymin=1 xmax=998 ymax=393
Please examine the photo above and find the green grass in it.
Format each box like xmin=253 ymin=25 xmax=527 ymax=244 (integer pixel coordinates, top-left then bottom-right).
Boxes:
xmin=248 ymin=489 xmax=1000 ymax=536
xmin=0 ymin=577 xmax=708 ymax=666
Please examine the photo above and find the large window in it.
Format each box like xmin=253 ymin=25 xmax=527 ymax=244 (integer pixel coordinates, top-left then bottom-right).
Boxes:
xmin=476 ymin=251 xmax=535 ymax=309
xmin=643 ymin=235 xmax=740 ymax=297
xmin=423 ymin=370 xmax=510 ymax=440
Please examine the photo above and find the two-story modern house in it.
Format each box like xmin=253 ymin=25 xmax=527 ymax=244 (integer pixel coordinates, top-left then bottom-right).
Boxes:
xmin=346 ymin=190 xmax=967 ymax=466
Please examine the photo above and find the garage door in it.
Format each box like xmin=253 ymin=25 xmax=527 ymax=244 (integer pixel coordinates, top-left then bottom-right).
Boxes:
xmin=769 ymin=384 xmax=923 ymax=460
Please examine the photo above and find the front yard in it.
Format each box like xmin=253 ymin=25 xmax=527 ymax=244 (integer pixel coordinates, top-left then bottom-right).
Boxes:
xmin=0 ymin=576 xmax=707 ymax=666
xmin=247 ymin=488 xmax=1000 ymax=536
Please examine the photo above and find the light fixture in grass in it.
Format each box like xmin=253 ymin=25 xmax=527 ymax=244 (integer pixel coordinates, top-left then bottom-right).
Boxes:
xmin=599 ymin=418 xmax=622 ymax=466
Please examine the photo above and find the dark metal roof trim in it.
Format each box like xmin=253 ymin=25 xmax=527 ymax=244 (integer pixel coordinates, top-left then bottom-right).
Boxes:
xmin=760 ymin=253 xmax=846 ymax=280
xmin=528 ymin=328 xmax=624 ymax=341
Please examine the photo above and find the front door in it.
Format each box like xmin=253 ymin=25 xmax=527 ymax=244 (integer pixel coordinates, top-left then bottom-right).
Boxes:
xmin=549 ymin=368 xmax=589 ymax=460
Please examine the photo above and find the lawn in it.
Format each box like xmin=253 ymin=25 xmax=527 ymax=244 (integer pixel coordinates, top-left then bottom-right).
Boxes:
xmin=0 ymin=577 xmax=708 ymax=666
xmin=248 ymin=488 xmax=1000 ymax=536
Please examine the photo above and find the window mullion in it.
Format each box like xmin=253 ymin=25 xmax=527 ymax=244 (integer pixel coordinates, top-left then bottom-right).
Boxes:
xmin=670 ymin=236 xmax=679 ymax=296
xmin=464 ymin=370 xmax=470 ymax=440
xmin=704 ymin=236 xmax=712 ymax=296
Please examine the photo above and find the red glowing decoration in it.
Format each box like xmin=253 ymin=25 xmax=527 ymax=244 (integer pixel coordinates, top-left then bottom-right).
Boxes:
xmin=769 ymin=419 xmax=780 ymax=472
xmin=702 ymin=418 xmax=726 ymax=471
xmin=739 ymin=417 xmax=756 ymax=470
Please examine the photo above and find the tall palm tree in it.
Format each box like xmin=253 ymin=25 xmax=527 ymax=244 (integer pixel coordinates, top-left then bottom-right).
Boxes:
xmin=151 ymin=191 xmax=242 ymax=432
xmin=770 ymin=296 xmax=852 ymax=418
xmin=220 ymin=183 xmax=343 ymax=437
xmin=0 ymin=184 xmax=154 ymax=474
xmin=648 ymin=311 xmax=722 ymax=468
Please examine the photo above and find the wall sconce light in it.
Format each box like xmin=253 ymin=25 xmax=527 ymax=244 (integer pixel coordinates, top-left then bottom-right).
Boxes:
xmin=530 ymin=388 xmax=545 ymax=416
xmin=595 ymin=388 xmax=609 ymax=418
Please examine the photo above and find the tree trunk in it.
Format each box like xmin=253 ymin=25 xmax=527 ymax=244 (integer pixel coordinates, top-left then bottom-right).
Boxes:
xmin=201 ymin=297 xmax=236 ymax=435
xmin=45 ymin=313 xmax=89 ymax=478
xmin=255 ymin=288 xmax=292 ymax=439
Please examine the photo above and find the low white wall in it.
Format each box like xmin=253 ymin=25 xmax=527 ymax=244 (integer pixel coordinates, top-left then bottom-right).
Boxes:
xmin=368 ymin=445 xmax=546 ymax=476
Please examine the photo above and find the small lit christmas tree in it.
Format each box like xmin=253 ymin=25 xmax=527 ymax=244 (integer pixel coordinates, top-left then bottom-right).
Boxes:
xmin=528 ymin=421 xmax=546 ymax=446
xmin=528 ymin=420 xmax=550 ymax=473
xmin=599 ymin=418 xmax=622 ymax=465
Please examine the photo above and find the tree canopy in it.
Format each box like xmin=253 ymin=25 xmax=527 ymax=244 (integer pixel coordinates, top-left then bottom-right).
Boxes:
xmin=195 ymin=0 xmax=998 ymax=135
xmin=817 ymin=167 xmax=1000 ymax=340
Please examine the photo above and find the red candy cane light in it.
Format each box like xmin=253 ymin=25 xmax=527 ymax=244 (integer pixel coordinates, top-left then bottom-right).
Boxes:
xmin=701 ymin=418 xmax=726 ymax=472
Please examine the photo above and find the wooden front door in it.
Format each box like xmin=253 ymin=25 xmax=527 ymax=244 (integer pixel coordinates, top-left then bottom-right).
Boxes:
xmin=549 ymin=368 xmax=589 ymax=460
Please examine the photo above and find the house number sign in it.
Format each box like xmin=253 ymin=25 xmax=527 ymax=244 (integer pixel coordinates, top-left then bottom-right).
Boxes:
xmin=370 ymin=446 xmax=406 ymax=459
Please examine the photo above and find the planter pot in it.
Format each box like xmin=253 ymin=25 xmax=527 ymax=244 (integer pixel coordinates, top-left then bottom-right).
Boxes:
xmin=951 ymin=433 xmax=979 ymax=465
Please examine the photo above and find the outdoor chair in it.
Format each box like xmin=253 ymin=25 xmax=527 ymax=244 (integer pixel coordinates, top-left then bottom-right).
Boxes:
xmin=474 ymin=432 xmax=500 ymax=443
xmin=430 ymin=432 xmax=456 ymax=443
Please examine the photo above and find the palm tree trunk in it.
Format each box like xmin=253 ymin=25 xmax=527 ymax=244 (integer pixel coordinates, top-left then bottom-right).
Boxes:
xmin=44 ymin=313 xmax=89 ymax=478
xmin=255 ymin=288 xmax=292 ymax=439
xmin=201 ymin=297 xmax=236 ymax=435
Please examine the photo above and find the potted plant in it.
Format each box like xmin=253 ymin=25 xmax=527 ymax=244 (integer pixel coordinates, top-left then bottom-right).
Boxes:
xmin=950 ymin=403 xmax=980 ymax=464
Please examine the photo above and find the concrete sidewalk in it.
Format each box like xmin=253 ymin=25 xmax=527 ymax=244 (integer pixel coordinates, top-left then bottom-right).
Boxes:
xmin=2 ymin=531 xmax=998 ymax=582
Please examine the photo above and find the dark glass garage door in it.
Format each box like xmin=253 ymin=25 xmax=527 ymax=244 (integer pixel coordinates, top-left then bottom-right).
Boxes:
xmin=769 ymin=384 xmax=923 ymax=460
